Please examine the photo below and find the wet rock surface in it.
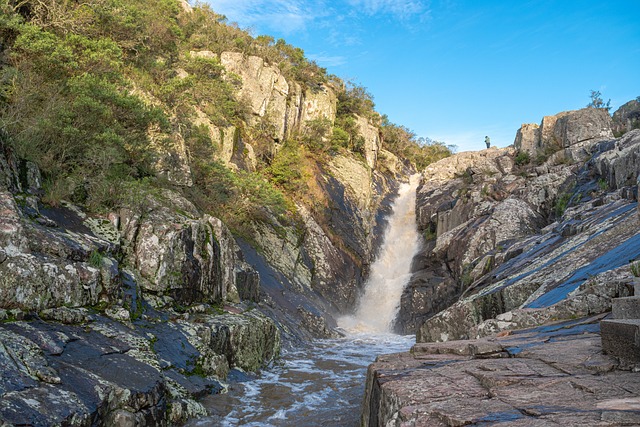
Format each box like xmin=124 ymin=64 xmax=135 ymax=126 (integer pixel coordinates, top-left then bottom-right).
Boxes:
xmin=363 ymin=316 xmax=640 ymax=427
xmin=0 ymin=135 xmax=284 ymax=425
xmin=0 ymin=307 xmax=280 ymax=426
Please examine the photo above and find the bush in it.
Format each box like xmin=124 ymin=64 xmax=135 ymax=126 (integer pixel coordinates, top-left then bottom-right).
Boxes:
xmin=514 ymin=151 xmax=530 ymax=166
xmin=554 ymin=193 xmax=571 ymax=217
xmin=1 ymin=21 xmax=167 ymax=209
xmin=586 ymin=89 xmax=611 ymax=111
xmin=330 ymin=127 xmax=350 ymax=150
xmin=187 ymin=158 xmax=290 ymax=237
xmin=267 ymin=141 xmax=307 ymax=194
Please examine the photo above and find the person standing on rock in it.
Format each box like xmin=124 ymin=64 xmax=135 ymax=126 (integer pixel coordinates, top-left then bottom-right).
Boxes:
xmin=485 ymin=136 xmax=491 ymax=149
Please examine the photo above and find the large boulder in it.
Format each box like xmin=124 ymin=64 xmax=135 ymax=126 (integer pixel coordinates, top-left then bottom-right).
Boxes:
xmin=591 ymin=129 xmax=640 ymax=190
xmin=612 ymin=98 xmax=640 ymax=137
xmin=0 ymin=146 xmax=120 ymax=311
xmin=553 ymin=108 xmax=614 ymax=159
xmin=434 ymin=198 xmax=545 ymax=268
xmin=119 ymin=190 xmax=244 ymax=305
xmin=513 ymin=123 xmax=540 ymax=155
xmin=514 ymin=108 xmax=614 ymax=161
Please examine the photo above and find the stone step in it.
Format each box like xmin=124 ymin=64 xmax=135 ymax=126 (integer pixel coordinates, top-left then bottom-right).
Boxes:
xmin=612 ymin=296 xmax=640 ymax=320
xmin=600 ymin=319 xmax=640 ymax=364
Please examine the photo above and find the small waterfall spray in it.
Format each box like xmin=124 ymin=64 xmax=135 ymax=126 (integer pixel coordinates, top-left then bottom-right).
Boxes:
xmin=339 ymin=174 xmax=422 ymax=333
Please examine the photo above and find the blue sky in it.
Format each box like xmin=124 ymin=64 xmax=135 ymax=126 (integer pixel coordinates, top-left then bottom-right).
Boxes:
xmin=205 ymin=0 xmax=640 ymax=152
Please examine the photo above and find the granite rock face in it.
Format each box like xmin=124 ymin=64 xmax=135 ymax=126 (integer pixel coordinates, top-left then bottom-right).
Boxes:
xmin=119 ymin=193 xmax=245 ymax=305
xmin=612 ymin=98 xmax=640 ymax=136
xmin=364 ymin=316 xmax=640 ymax=427
xmin=397 ymin=146 xmax=570 ymax=334
xmin=514 ymin=107 xmax=613 ymax=161
xmin=372 ymin=105 xmax=640 ymax=425
xmin=354 ymin=114 xmax=381 ymax=169
xmin=219 ymin=51 xmax=336 ymax=142
xmin=400 ymin=109 xmax=639 ymax=337
xmin=0 ymin=136 xmax=281 ymax=426
xmin=0 ymin=308 xmax=279 ymax=426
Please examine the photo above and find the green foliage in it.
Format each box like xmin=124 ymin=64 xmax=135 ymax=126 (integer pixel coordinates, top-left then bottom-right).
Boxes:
xmin=300 ymin=117 xmax=332 ymax=152
xmin=1 ymin=17 xmax=167 ymax=210
xmin=337 ymin=81 xmax=375 ymax=118
xmin=423 ymin=226 xmax=437 ymax=241
xmin=187 ymin=157 xmax=289 ymax=237
xmin=154 ymin=54 xmax=247 ymax=125
xmin=181 ymin=6 xmax=326 ymax=88
xmin=330 ymin=126 xmax=350 ymax=150
xmin=554 ymin=192 xmax=571 ymax=218
xmin=597 ymin=178 xmax=608 ymax=191
xmin=380 ymin=115 xmax=452 ymax=170
xmin=481 ymin=184 xmax=490 ymax=198
xmin=587 ymin=89 xmax=611 ymax=112
xmin=514 ymin=150 xmax=530 ymax=166
xmin=630 ymin=261 xmax=640 ymax=277
xmin=267 ymin=141 xmax=307 ymax=194
xmin=460 ymin=265 xmax=474 ymax=288
xmin=0 ymin=0 xmax=450 ymax=242
xmin=330 ymin=115 xmax=367 ymax=155
xmin=88 ymin=249 xmax=104 ymax=268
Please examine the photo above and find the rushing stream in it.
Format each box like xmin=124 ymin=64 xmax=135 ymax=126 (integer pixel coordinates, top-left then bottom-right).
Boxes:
xmin=189 ymin=176 xmax=422 ymax=426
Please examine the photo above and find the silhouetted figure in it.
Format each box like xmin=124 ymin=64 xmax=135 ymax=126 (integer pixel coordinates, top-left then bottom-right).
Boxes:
xmin=485 ymin=136 xmax=491 ymax=149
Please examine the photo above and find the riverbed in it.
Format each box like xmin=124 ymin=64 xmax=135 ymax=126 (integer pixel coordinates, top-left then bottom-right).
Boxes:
xmin=187 ymin=333 xmax=414 ymax=426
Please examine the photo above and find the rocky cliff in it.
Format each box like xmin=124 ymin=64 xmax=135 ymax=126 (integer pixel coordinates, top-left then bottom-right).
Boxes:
xmin=366 ymin=104 xmax=640 ymax=426
xmin=396 ymin=106 xmax=632 ymax=335
xmin=0 ymin=2 xmax=421 ymax=423
xmin=0 ymin=133 xmax=283 ymax=425
xmin=0 ymin=73 xmax=400 ymax=427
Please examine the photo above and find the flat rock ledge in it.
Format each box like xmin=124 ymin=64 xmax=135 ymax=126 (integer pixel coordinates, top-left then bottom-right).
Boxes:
xmin=362 ymin=315 xmax=640 ymax=427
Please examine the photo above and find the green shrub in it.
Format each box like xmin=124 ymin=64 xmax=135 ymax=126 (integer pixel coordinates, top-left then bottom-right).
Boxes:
xmin=423 ymin=226 xmax=437 ymax=241
xmin=331 ymin=127 xmax=350 ymax=150
xmin=597 ymin=178 xmax=608 ymax=191
xmin=630 ymin=261 xmax=640 ymax=277
xmin=187 ymin=158 xmax=290 ymax=237
xmin=1 ymin=20 xmax=168 ymax=210
xmin=515 ymin=150 xmax=530 ymax=166
xmin=554 ymin=193 xmax=571 ymax=217
xmin=267 ymin=141 xmax=306 ymax=194
xmin=88 ymin=250 xmax=104 ymax=268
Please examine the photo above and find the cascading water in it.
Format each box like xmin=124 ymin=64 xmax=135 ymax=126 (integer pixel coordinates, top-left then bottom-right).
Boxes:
xmin=189 ymin=175 xmax=422 ymax=427
xmin=339 ymin=174 xmax=423 ymax=333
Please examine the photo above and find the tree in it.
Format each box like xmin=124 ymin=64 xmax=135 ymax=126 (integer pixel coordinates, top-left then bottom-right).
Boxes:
xmin=587 ymin=90 xmax=611 ymax=111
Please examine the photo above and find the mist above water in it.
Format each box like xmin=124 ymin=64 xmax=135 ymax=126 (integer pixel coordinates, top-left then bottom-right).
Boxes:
xmin=339 ymin=175 xmax=422 ymax=333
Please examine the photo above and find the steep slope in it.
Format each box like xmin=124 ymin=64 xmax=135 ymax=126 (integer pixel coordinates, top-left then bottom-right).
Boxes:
xmin=0 ymin=0 xmax=453 ymax=424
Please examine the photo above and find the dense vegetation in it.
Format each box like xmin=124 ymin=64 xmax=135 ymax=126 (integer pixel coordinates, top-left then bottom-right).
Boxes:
xmin=0 ymin=0 xmax=451 ymax=235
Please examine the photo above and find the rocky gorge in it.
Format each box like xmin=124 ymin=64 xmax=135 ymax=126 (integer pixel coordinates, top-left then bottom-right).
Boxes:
xmin=1 ymin=1 xmax=640 ymax=426
xmin=0 ymin=2 xmax=415 ymax=422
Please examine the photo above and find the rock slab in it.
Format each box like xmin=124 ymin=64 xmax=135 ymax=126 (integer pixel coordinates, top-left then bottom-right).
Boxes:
xmin=363 ymin=317 xmax=640 ymax=427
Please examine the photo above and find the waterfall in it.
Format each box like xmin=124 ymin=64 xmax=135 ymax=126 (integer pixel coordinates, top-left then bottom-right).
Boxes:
xmin=339 ymin=174 xmax=422 ymax=333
